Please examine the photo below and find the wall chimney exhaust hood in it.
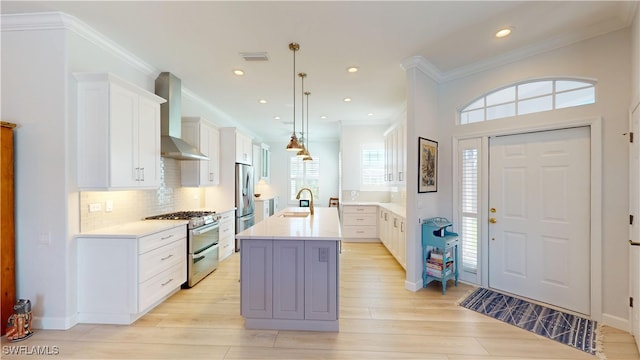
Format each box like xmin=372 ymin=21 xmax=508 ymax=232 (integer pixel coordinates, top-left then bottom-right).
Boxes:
xmin=155 ymin=72 xmax=209 ymax=161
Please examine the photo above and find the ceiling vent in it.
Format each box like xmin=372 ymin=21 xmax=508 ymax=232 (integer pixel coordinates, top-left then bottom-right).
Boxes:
xmin=240 ymin=52 xmax=269 ymax=61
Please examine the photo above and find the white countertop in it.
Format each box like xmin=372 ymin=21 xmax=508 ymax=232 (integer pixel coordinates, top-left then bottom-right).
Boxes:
xmin=254 ymin=195 xmax=275 ymax=201
xmin=77 ymin=220 xmax=188 ymax=238
xmin=341 ymin=201 xmax=406 ymax=218
xmin=236 ymin=207 xmax=341 ymax=241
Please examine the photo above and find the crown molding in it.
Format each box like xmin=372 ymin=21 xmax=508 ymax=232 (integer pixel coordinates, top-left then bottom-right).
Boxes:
xmin=400 ymin=56 xmax=443 ymax=83
xmin=1 ymin=11 xmax=156 ymax=76
xmin=441 ymin=17 xmax=631 ymax=83
xmin=401 ymin=12 xmax=632 ymax=84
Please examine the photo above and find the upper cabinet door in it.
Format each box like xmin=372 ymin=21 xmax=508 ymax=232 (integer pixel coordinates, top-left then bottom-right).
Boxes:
xmin=181 ymin=117 xmax=220 ymax=187
xmin=76 ymin=73 xmax=165 ymax=190
xmin=235 ymin=132 xmax=253 ymax=165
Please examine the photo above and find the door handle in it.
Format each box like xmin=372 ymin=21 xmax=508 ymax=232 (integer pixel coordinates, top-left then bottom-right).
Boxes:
xmin=629 ymin=240 xmax=640 ymax=246
xmin=489 ymin=218 xmax=497 ymax=224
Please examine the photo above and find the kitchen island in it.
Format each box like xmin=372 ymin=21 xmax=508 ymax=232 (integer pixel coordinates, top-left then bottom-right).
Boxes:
xmin=236 ymin=207 xmax=342 ymax=331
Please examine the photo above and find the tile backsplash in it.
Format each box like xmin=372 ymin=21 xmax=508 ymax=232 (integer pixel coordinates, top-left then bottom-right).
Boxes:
xmin=80 ymin=158 xmax=205 ymax=232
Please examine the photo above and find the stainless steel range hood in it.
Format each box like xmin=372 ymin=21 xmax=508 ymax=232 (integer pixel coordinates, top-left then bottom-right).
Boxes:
xmin=155 ymin=72 xmax=209 ymax=161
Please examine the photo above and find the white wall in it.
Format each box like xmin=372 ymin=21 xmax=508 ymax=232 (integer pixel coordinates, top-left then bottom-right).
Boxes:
xmin=340 ymin=124 xmax=387 ymax=192
xmin=437 ymin=28 xmax=631 ymax=326
xmin=402 ymin=62 xmax=440 ymax=290
xmin=1 ymin=27 xmax=73 ymax=329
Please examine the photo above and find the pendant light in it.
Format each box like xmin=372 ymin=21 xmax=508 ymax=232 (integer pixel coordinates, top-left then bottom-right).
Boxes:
xmin=303 ymin=91 xmax=313 ymax=162
xmin=297 ymin=72 xmax=310 ymax=158
xmin=285 ymin=43 xmax=303 ymax=151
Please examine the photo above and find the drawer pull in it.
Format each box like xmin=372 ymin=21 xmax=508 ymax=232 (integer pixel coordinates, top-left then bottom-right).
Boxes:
xmin=161 ymin=278 xmax=174 ymax=286
xmin=161 ymin=254 xmax=173 ymax=261
xmin=161 ymin=235 xmax=174 ymax=240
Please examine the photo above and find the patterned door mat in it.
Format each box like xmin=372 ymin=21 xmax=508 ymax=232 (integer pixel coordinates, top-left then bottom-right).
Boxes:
xmin=459 ymin=288 xmax=600 ymax=356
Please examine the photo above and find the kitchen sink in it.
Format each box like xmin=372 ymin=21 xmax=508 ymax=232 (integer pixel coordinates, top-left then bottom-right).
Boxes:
xmin=280 ymin=212 xmax=310 ymax=218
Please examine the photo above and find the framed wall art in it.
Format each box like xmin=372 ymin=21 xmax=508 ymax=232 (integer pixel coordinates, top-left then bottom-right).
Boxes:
xmin=418 ymin=137 xmax=438 ymax=193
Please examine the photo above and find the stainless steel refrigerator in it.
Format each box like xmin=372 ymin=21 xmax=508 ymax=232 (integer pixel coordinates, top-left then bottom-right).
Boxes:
xmin=235 ymin=163 xmax=255 ymax=251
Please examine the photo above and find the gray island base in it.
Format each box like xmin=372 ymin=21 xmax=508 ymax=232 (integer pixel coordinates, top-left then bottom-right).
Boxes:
xmin=236 ymin=207 xmax=342 ymax=332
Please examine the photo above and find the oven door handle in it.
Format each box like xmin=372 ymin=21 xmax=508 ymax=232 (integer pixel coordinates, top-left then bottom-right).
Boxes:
xmin=191 ymin=223 xmax=219 ymax=236
xmin=193 ymin=241 xmax=219 ymax=257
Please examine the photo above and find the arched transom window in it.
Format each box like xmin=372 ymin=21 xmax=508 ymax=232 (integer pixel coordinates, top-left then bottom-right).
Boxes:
xmin=459 ymin=78 xmax=596 ymax=124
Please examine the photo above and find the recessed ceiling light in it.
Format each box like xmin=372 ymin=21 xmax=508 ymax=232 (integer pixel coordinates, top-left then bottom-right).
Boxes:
xmin=347 ymin=66 xmax=359 ymax=73
xmin=233 ymin=69 xmax=244 ymax=76
xmin=320 ymin=115 xmax=327 ymax=119
xmin=495 ymin=27 xmax=512 ymax=38
xmin=258 ymin=99 xmax=267 ymax=104
xmin=368 ymin=113 xmax=374 ymax=116
xmin=343 ymin=97 xmax=352 ymax=102
xmin=274 ymin=116 xmax=281 ymax=120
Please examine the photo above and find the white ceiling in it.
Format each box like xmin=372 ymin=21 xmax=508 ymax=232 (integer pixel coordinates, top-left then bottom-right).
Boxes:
xmin=1 ymin=1 xmax=636 ymax=143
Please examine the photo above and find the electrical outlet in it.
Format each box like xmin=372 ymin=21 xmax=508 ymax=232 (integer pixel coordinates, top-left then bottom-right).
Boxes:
xmin=105 ymin=200 xmax=113 ymax=212
xmin=88 ymin=203 xmax=102 ymax=212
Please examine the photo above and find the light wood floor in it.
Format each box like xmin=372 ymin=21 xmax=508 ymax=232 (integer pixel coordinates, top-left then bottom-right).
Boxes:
xmin=2 ymin=243 xmax=639 ymax=359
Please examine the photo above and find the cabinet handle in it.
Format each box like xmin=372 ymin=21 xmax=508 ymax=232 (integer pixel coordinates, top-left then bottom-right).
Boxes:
xmin=135 ymin=167 xmax=140 ymax=181
xmin=161 ymin=278 xmax=174 ymax=286
xmin=401 ymin=222 xmax=405 ymax=232
xmin=393 ymin=218 xmax=398 ymax=227
xmin=398 ymin=172 xmax=403 ymax=181
xmin=161 ymin=235 xmax=173 ymax=240
xmin=161 ymin=254 xmax=173 ymax=261
xmin=630 ymin=240 xmax=640 ymax=246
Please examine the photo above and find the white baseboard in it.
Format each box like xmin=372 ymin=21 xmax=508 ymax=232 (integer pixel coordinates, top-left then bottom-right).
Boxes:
xmin=405 ymin=279 xmax=423 ymax=292
xmin=602 ymin=312 xmax=630 ymax=332
xmin=342 ymin=238 xmax=381 ymax=243
xmin=32 ymin=313 xmax=78 ymax=330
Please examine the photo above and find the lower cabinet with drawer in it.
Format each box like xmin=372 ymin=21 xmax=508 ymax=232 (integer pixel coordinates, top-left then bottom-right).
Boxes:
xmin=77 ymin=223 xmax=187 ymax=324
xmin=341 ymin=205 xmax=378 ymax=242
xmin=218 ymin=210 xmax=235 ymax=260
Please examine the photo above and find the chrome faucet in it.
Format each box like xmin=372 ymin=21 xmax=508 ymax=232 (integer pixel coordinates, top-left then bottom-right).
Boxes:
xmin=296 ymin=187 xmax=314 ymax=215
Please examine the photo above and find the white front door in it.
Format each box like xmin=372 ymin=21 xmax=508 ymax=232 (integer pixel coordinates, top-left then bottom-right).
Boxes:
xmin=488 ymin=127 xmax=591 ymax=314
xmin=629 ymin=104 xmax=640 ymax=352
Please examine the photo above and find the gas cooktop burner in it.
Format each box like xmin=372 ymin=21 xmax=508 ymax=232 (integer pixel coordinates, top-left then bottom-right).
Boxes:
xmin=145 ymin=211 xmax=219 ymax=229
xmin=146 ymin=211 xmax=216 ymax=220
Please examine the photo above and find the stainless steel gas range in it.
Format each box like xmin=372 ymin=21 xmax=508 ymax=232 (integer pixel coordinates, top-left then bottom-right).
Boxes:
xmin=146 ymin=210 xmax=220 ymax=287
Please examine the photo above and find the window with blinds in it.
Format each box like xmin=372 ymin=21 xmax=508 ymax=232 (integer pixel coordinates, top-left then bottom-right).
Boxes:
xmin=362 ymin=143 xmax=385 ymax=186
xmin=459 ymin=139 xmax=480 ymax=273
xmin=290 ymin=156 xmax=320 ymax=201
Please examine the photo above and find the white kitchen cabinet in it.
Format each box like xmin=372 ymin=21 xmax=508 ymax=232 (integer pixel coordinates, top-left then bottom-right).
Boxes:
xmin=220 ymin=127 xmax=253 ymax=165
xmin=253 ymin=143 xmax=271 ymax=182
xmin=218 ymin=210 xmax=235 ymax=260
xmin=341 ymin=205 xmax=378 ymax=241
xmin=255 ymin=196 xmax=276 ymax=223
xmin=76 ymin=73 xmax=165 ymax=190
xmin=378 ymin=207 xmax=406 ymax=270
xmin=384 ymin=119 xmax=406 ymax=185
xmin=77 ymin=223 xmax=187 ymax=324
xmin=180 ymin=117 xmax=220 ymax=186
xmin=260 ymin=144 xmax=270 ymax=180
xmin=236 ymin=131 xmax=253 ymax=165
xmin=240 ymin=238 xmax=338 ymax=330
